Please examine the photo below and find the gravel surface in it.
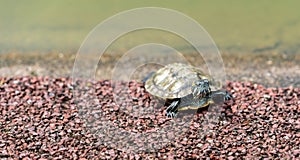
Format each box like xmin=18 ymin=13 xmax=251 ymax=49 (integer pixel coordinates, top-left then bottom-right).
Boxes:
xmin=0 ymin=77 xmax=299 ymax=159
xmin=1 ymin=52 xmax=299 ymax=87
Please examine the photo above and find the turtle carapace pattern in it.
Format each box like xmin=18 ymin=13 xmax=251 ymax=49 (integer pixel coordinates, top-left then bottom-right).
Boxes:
xmin=144 ymin=63 xmax=232 ymax=118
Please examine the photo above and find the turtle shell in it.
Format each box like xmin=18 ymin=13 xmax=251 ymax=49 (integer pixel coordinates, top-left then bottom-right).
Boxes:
xmin=145 ymin=63 xmax=219 ymax=99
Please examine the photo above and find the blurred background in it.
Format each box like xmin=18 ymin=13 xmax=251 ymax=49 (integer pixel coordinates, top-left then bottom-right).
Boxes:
xmin=1 ymin=0 xmax=300 ymax=54
xmin=0 ymin=0 xmax=299 ymax=87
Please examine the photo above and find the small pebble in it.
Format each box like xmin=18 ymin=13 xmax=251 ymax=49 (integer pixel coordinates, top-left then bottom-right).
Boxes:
xmin=0 ymin=77 xmax=298 ymax=159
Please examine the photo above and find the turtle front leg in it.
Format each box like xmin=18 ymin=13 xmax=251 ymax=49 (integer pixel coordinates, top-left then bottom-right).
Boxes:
xmin=211 ymin=90 xmax=232 ymax=103
xmin=166 ymin=99 xmax=180 ymax=118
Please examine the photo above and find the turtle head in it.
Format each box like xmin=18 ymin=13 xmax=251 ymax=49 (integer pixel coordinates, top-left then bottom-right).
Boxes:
xmin=191 ymin=79 xmax=211 ymax=99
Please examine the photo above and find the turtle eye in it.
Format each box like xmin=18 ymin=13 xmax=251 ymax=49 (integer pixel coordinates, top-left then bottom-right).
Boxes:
xmin=194 ymin=81 xmax=201 ymax=86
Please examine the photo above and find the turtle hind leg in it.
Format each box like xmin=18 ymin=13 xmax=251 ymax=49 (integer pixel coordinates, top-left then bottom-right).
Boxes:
xmin=166 ymin=99 xmax=180 ymax=118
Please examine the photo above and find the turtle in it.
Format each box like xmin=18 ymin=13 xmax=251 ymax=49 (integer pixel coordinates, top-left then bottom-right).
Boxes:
xmin=143 ymin=63 xmax=232 ymax=118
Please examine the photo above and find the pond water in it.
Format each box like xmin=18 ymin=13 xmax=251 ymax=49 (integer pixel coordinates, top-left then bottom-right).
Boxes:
xmin=0 ymin=1 xmax=299 ymax=54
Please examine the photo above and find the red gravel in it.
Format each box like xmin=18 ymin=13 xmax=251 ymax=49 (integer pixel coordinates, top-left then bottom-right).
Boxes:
xmin=0 ymin=77 xmax=299 ymax=159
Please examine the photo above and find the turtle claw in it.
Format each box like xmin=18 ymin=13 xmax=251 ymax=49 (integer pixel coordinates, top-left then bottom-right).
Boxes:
xmin=224 ymin=91 xmax=232 ymax=101
xmin=166 ymin=100 xmax=180 ymax=118
xmin=166 ymin=111 xmax=177 ymax=118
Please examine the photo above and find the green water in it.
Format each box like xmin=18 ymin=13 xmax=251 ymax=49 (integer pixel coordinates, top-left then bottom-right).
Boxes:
xmin=0 ymin=0 xmax=300 ymax=54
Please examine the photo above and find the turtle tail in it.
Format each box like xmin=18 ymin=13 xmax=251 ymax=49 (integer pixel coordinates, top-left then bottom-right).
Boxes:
xmin=142 ymin=71 xmax=155 ymax=83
